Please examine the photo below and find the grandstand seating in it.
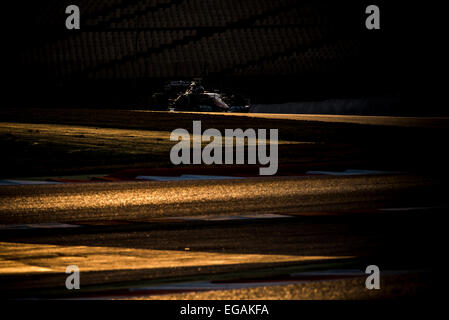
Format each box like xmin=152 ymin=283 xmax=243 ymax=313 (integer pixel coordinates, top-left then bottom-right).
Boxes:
xmin=20 ymin=0 xmax=358 ymax=80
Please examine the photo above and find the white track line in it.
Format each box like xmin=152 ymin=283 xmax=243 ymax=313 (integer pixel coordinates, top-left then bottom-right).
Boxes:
xmin=306 ymin=169 xmax=401 ymax=176
xmin=136 ymin=175 xmax=245 ymax=181
xmin=166 ymin=214 xmax=293 ymax=221
xmin=0 ymin=223 xmax=80 ymax=230
xmin=0 ymin=180 xmax=62 ymax=186
xmin=379 ymin=206 xmax=444 ymax=212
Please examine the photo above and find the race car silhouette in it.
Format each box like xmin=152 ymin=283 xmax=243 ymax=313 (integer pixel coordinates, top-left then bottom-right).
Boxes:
xmin=151 ymin=80 xmax=250 ymax=112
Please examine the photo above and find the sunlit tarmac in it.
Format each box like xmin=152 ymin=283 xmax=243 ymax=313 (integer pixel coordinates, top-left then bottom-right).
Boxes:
xmin=0 ymin=174 xmax=440 ymax=223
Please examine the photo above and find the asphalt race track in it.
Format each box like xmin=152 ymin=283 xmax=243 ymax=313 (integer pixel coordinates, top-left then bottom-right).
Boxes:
xmin=0 ymin=109 xmax=447 ymax=299
xmin=0 ymin=174 xmax=444 ymax=299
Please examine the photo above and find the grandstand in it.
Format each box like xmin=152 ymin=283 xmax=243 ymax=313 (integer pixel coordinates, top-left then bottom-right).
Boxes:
xmin=7 ymin=0 xmax=399 ymax=109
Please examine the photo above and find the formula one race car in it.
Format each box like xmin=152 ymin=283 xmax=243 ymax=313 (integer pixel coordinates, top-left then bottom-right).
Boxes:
xmin=151 ymin=80 xmax=250 ymax=112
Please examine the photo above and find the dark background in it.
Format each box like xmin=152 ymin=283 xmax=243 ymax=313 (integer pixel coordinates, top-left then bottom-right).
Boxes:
xmin=2 ymin=1 xmax=429 ymax=114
